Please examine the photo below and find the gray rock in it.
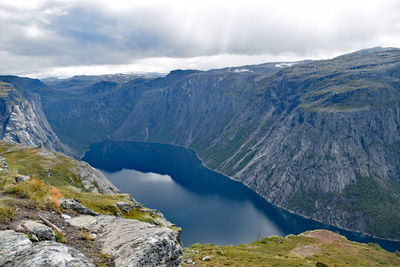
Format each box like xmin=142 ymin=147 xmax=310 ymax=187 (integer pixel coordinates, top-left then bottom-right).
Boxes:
xmin=0 ymin=156 xmax=8 ymax=171
xmin=0 ymin=79 xmax=68 ymax=154
xmin=116 ymin=201 xmax=132 ymax=213
xmin=15 ymin=174 xmax=31 ymax=183
xmin=60 ymin=199 xmax=99 ymax=216
xmin=87 ymin=215 xmax=183 ymax=266
xmin=0 ymin=230 xmax=94 ymax=266
xmin=4 ymin=241 xmax=95 ymax=267
xmin=185 ymin=258 xmax=194 ymax=264
xmin=202 ymin=256 xmax=212 ymax=261
xmin=61 ymin=214 xmax=72 ymax=220
xmin=73 ymin=161 xmax=120 ymax=194
xmin=66 ymin=215 xmax=97 ymax=229
xmin=19 ymin=220 xmax=55 ymax=241
xmin=0 ymin=230 xmax=32 ymax=264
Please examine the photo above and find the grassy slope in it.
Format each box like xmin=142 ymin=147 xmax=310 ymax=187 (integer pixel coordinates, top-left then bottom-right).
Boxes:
xmin=0 ymin=143 xmax=163 ymax=225
xmin=183 ymin=230 xmax=400 ymax=266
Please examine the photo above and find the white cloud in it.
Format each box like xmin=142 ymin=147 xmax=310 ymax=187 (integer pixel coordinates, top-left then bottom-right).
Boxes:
xmin=0 ymin=0 xmax=399 ymax=77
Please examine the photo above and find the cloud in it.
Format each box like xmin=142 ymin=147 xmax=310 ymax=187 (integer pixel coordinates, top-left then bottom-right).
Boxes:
xmin=0 ymin=0 xmax=399 ymax=77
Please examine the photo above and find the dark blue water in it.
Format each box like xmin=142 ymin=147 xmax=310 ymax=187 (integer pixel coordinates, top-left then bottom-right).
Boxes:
xmin=83 ymin=140 xmax=400 ymax=251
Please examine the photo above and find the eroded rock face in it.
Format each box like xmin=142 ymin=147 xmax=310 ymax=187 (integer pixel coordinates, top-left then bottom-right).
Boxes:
xmin=0 ymin=77 xmax=68 ymax=154
xmin=72 ymin=160 xmax=119 ymax=194
xmin=84 ymin=215 xmax=183 ymax=266
xmin=0 ymin=230 xmax=94 ymax=267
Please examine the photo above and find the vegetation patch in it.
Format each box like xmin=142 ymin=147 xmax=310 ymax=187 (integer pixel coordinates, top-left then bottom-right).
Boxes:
xmin=182 ymin=231 xmax=400 ymax=266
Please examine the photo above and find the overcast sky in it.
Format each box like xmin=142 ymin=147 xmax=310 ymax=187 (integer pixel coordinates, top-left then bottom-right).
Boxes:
xmin=0 ymin=0 xmax=399 ymax=78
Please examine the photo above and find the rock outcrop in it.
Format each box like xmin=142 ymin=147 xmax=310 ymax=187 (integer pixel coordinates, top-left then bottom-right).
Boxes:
xmin=72 ymin=160 xmax=119 ymax=194
xmin=71 ymin=215 xmax=183 ymax=266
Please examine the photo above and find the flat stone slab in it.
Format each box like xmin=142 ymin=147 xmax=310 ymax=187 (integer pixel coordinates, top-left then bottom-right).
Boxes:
xmin=0 ymin=230 xmax=94 ymax=266
xmin=66 ymin=215 xmax=97 ymax=229
xmin=0 ymin=230 xmax=32 ymax=262
xmin=5 ymin=241 xmax=95 ymax=267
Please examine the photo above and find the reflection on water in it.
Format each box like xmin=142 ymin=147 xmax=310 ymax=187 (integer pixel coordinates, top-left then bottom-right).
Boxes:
xmin=83 ymin=140 xmax=400 ymax=251
xmin=101 ymin=168 xmax=284 ymax=245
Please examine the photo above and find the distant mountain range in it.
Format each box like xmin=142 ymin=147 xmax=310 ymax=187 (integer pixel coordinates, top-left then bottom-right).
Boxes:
xmin=0 ymin=47 xmax=399 ymax=240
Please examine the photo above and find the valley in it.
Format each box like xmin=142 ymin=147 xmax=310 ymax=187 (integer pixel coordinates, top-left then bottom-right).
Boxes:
xmin=34 ymin=47 xmax=400 ymax=241
xmin=0 ymin=47 xmax=399 ymax=265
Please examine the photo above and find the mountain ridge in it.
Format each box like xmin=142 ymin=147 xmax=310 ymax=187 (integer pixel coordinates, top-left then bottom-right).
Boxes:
xmin=10 ymin=47 xmax=400 ymax=240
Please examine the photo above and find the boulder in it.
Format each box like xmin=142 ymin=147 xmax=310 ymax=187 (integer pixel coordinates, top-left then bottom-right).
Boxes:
xmin=116 ymin=201 xmax=132 ymax=213
xmin=202 ymin=256 xmax=212 ymax=261
xmin=0 ymin=156 xmax=8 ymax=171
xmin=19 ymin=220 xmax=55 ymax=241
xmin=59 ymin=199 xmax=99 ymax=216
xmin=15 ymin=174 xmax=30 ymax=183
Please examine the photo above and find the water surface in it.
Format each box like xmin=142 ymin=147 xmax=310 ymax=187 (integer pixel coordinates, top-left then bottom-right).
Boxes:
xmin=83 ymin=140 xmax=400 ymax=251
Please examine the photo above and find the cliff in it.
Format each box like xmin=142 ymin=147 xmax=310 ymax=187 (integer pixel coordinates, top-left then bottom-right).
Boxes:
xmin=0 ymin=77 xmax=67 ymax=154
xmin=113 ymin=48 xmax=400 ymax=240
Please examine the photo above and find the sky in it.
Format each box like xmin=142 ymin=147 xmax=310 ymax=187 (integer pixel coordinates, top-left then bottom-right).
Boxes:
xmin=0 ymin=0 xmax=399 ymax=78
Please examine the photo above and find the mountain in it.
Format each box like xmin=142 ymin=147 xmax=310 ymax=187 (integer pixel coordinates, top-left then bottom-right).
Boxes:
xmin=38 ymin=47 xmax=400 ymax=240
xmin=0 ymin=76 xmax=67 ymax=153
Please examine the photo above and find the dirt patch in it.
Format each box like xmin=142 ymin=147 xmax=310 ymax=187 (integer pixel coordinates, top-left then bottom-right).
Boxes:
xmin=290 ymin=244 xmax=322 ymax=258
xmin=302 ymin=230 xmax=344 ymax=244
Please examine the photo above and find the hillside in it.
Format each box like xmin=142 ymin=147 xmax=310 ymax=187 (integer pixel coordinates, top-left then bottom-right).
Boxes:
xmin=183 ymin=230 xmax=400 ymax=266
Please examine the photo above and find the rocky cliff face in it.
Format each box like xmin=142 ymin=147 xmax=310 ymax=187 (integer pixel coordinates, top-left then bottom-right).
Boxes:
xmin=39 ymin=48 xmax=400 ymax=240
xmin=111 ymin=48 xmax=400 ymax=239
xmin=0 ymin=77 xmax=68 ymax=154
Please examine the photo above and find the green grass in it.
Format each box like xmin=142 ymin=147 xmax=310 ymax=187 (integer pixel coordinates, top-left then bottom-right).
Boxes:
xmin=0 ymin=198 xmax=16 ymax=223
xmin=288 ymin=175 xmax=400 ymax=239
xmin=183 ymin=230 xmax=400 ymax=266
xmin=342 ymin=176 xmax=400 ymax=238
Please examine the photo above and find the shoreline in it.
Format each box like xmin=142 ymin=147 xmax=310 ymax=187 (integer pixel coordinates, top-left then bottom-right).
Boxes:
xmin=89 ymin=138 xmax=400 ymax=246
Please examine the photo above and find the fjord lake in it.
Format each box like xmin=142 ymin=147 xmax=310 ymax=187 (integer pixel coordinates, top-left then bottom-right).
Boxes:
xmin=83 ymin=140 xmax=400 ymax=251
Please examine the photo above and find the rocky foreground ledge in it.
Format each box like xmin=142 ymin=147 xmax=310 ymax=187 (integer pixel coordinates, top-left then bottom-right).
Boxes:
xmin=0 ymin=143 xmax=182 ymax=266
